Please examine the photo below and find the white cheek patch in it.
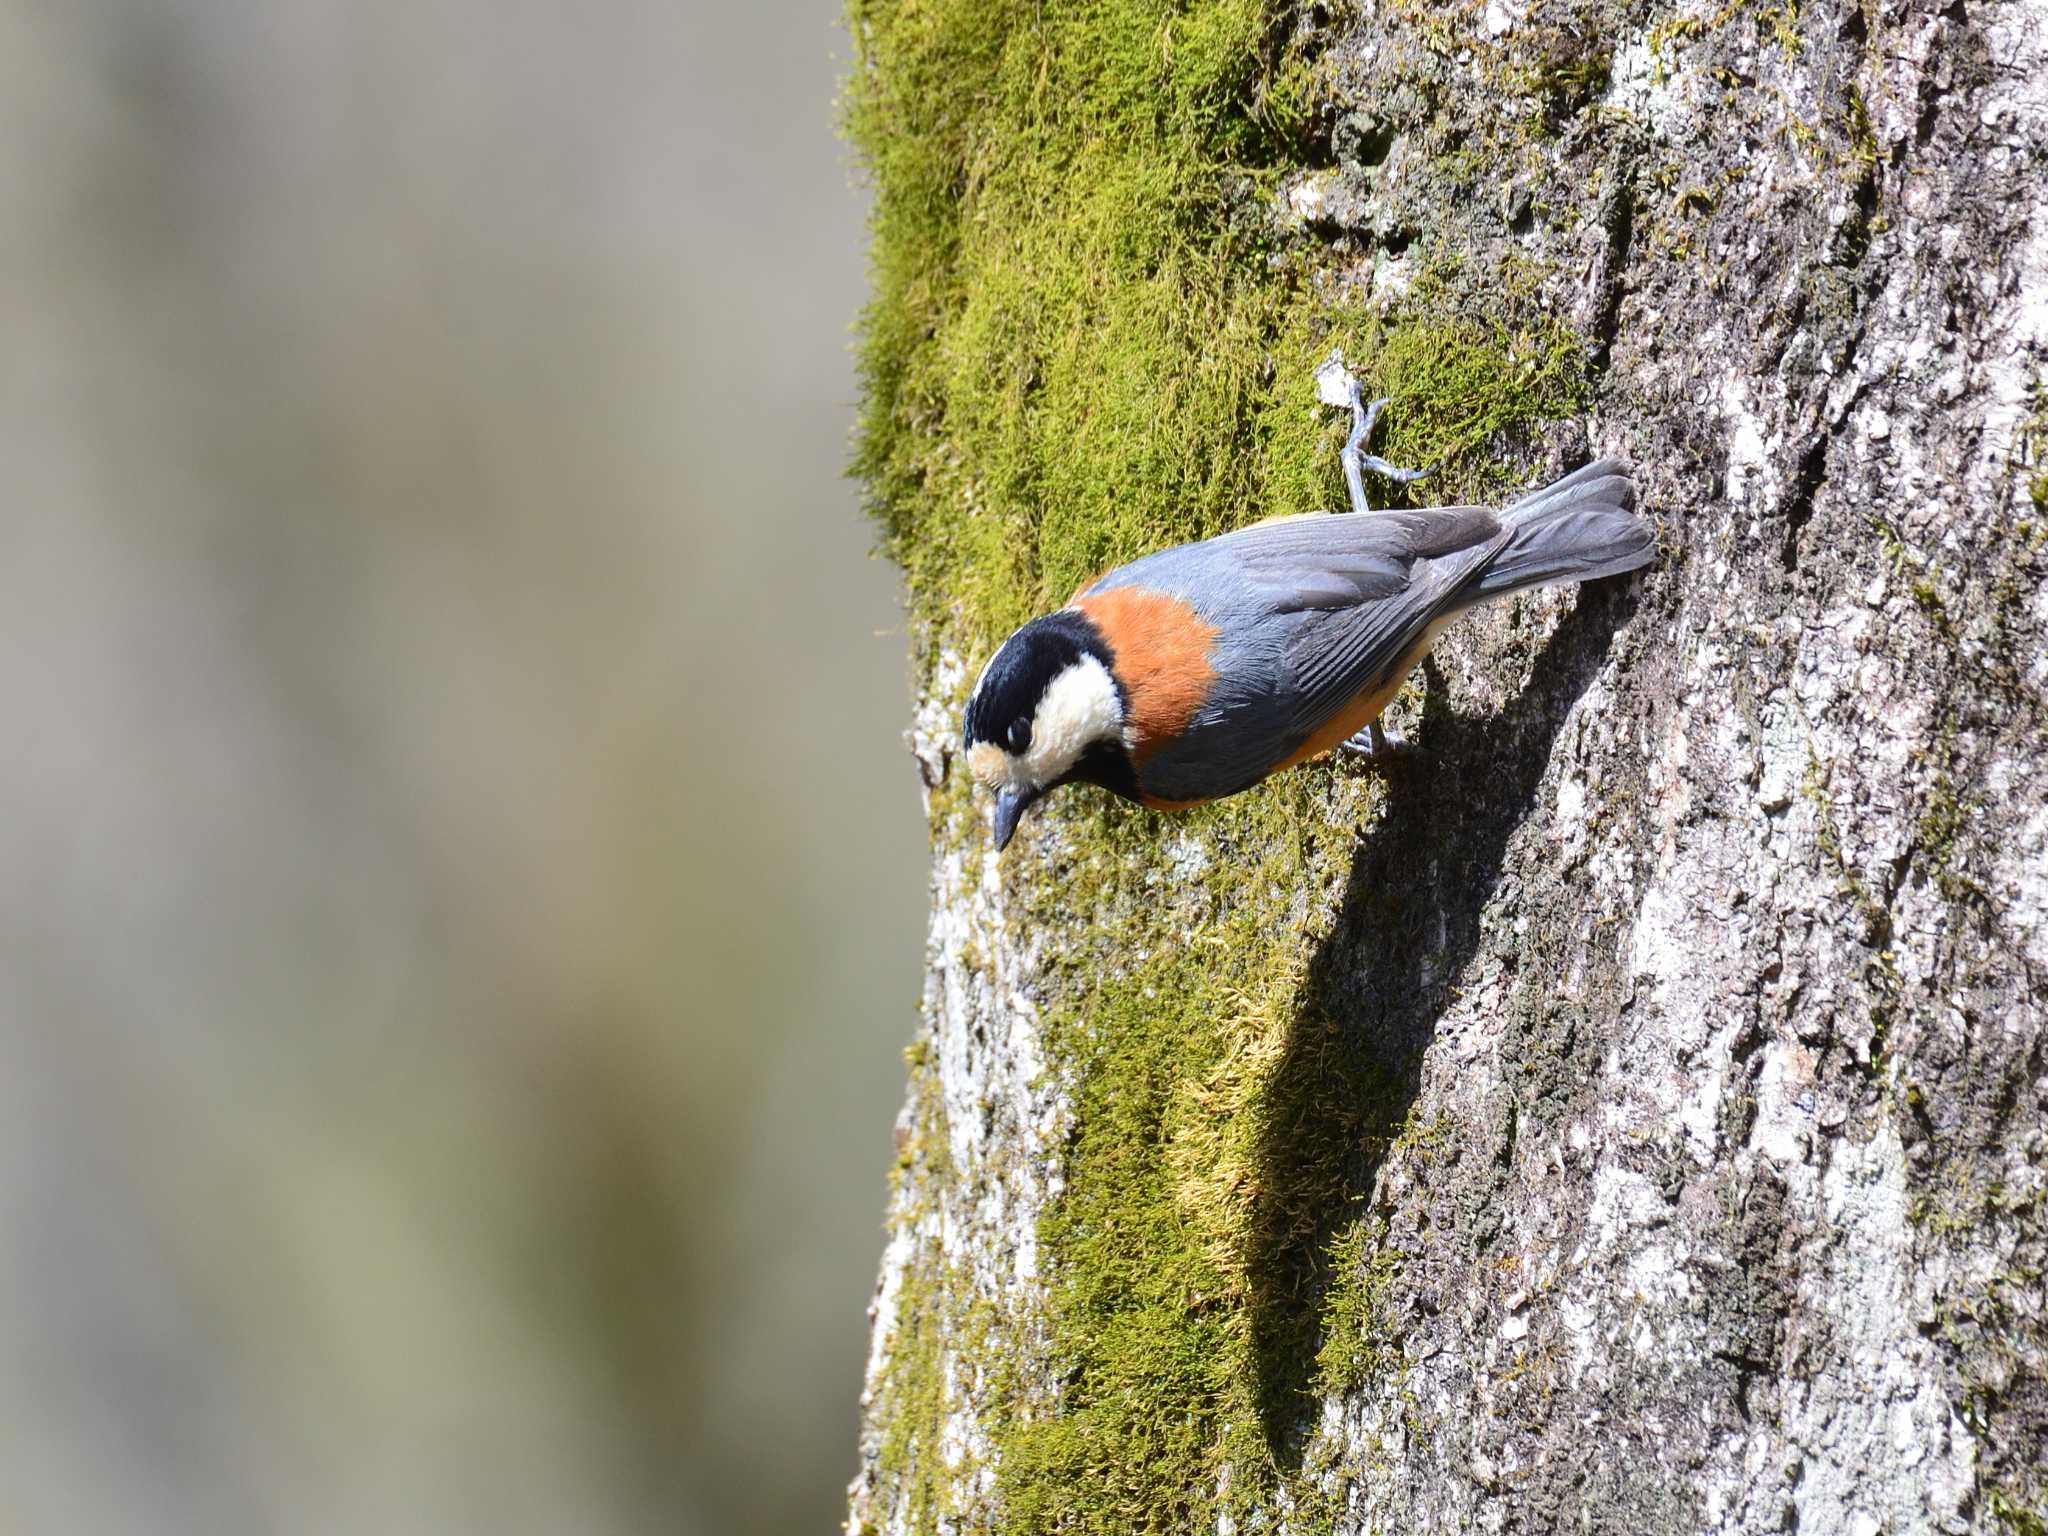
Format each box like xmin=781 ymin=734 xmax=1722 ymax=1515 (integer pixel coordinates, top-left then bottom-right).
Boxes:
xmin=1022 ymin=655 xmax=1122 ymax=786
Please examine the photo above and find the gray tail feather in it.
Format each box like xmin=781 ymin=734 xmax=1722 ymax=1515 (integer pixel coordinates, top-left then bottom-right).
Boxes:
xmin=1467 ymin=458 xmax=1655 ymax=602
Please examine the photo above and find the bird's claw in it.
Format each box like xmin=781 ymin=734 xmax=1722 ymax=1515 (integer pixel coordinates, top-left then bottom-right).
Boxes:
xmin=1318 ymin=349 xmax=1434 ymax=512
xmin=1341 ymin=719 xmax=1414 ymax=759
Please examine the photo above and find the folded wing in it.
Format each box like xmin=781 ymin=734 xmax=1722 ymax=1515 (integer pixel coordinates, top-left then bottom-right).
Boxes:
xmin=1082 ymin=462 xmax=1647 ymax=805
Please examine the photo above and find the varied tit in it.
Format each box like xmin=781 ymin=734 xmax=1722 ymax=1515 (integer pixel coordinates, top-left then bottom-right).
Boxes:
xmin=963 ymin=352 xmax=1657 ymax=852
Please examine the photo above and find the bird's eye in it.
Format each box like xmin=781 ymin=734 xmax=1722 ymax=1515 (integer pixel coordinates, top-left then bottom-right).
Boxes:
xmin=1006 ymin=717 xmax=1032 ymax=755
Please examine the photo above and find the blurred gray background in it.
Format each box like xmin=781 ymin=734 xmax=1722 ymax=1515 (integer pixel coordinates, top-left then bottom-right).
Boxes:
xmin=0 ymin=3 xmax=924 ymax=1533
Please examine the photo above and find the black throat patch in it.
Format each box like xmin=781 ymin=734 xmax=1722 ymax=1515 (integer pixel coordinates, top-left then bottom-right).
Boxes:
xmin=1058 ymin=738 xmax=1141 ymax=803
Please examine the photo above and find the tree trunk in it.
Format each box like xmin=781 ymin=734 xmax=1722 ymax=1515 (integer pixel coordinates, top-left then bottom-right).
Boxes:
xmin=845 ymin=0 xmax=2048 ymax=1530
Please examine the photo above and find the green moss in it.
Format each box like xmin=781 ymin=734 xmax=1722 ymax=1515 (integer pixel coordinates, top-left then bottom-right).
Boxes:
xmin=997 ymin=953 xmax=1266 ymax=1532
xmin=864 ymin=1049 xmax=988 ymax=1530
xmin=1314 ymin=1214 xmax=1401 ymax=1390
xmin=845 ymin=0 xmax=1583 ymax=657
xmin=844 ymin=1 xmax=1590 ymax=1529
xmin=871 ymin=1236 xmax=963 ymax=1530
xmin=1914 ymin=725 xmax=1984 ymax=909
xmin=1758 ymin=0 xmax=1805 ymax=61
xmin=1500 ymin=14 xmax=1613 ymax=135
xmin=1990 ymin=1490 xmax=2048 ymax=1536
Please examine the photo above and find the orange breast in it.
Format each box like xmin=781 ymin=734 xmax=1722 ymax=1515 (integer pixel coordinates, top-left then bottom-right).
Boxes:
xmin=1070 ymin=587 xmax=1219 ymax=767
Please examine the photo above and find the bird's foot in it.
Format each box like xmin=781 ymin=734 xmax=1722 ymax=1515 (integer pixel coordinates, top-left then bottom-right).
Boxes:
xmin=1341 ymin=719 xmax=1414 ymax=759
xmin=1314 ymin=348 xmax=1435 ymax=514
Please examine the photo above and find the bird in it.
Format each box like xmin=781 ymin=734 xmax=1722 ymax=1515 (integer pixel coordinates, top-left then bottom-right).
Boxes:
xmin=962 ymin=352 xmax=1657 ymax=852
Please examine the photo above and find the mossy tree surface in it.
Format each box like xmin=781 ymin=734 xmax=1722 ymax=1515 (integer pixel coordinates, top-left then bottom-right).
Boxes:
xmin=845 ymin=0 xmax=1586 ymax=1529
xmin=846 ymin=0 xmax=2048 ymax=1532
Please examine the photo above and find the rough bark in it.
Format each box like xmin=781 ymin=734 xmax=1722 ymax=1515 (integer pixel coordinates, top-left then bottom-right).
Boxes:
xmin=849 ymin=0 xmax=2048 ymax=1530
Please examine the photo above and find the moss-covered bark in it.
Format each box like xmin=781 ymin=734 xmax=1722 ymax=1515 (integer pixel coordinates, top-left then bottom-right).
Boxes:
xmin=844 ymin=0 xmax=2048 ymax=1531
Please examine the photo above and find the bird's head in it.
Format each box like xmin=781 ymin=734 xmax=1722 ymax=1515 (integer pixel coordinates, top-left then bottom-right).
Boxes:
xmin=962 ymin=611 xmax=1127 ymax=851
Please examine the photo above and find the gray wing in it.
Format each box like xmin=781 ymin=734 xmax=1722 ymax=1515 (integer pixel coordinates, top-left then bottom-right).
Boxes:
xmin=1090 ymin=507 xmax=1507 ymax=801
xmin=1241 ymin=507 xmax=1508 ymax=735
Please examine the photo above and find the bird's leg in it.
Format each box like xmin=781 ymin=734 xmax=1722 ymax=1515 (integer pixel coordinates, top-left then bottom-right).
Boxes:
xmin=1341 ymin=718 xmax=1411 ymax=757
xmin=1315 ymin=348 xmax=1433 ymax=514
xmin=1341 ymin=380 xmax=1433 ymax=514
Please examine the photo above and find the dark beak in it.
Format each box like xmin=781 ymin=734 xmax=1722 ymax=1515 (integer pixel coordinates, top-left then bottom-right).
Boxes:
xmin=992 ymin=785 xmax=1041 ymax=852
